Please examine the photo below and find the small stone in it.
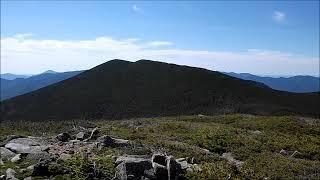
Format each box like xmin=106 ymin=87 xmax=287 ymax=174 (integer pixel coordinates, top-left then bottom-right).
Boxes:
xmin=10 ymin=154 xmax=21 ymax=163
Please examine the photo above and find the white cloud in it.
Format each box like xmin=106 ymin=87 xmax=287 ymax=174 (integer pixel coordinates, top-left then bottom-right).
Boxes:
xmin=273 ymin=11 xmax=286 ymax=22
xmin=13 ymin=33 xmax=34 ymax=39
xmin=132 ymin=5 xmax=142 ymax=13
xmin=1 ymin=34 xmax=318 ymax=76
xmin=146 ymin=41 xmax=173 ymax=47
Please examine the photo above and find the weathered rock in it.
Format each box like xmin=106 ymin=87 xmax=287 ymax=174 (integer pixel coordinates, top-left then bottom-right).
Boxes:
xmin=0 ymin=135 xmax=25 ymax=147
xmin=0 ymin=147 xmax=16 ymax=161
xmin=10 ymin=154 xmax=21 ymax=163
xmin=152 ymin=154 xmax=183 ymax=179
xmin=27 ymin=165 xmax=35 ymax=171
xmin=153 ymin=163 xmax=167 ymax=180
xmin=25 ymin=152 xmax=51 ymax=161
xmin=32 ymin=159 xmax=52 ymax=176
xmin=84 ymin=127 xmax=100 ymax=141
xmin=48 ymin=163 xmax=70 ymax=175
xmin=222 ymin=153 xmax=244 ymax=168
xmin=55 ymin=133 xmax=71 ymax=142
xmin=23 ymin=177 xmax=32 ymax=180
xmin=6 ymin=168 xmax=18 ymax=180
xmin=7 ymin=138 xmax=40 ymax=146
xmin=0 ymin=175 xmax=5 ymax=180
xmin=5 ymin=143 xmax=48 ymax=154
xmin=186 ymin=164 xmax=202 ymax=173
xmin=76 ymin=132 xmax=86 ymax=140
xmin=175 ymin=158 xmax=190 ymax=170
xmin=58 ymin=153 xmax=72 ymax=161
xmin=97 ymin=135 xmax=130 ymax=148
xmin=115 ymin=155 xmax=154 ymax=179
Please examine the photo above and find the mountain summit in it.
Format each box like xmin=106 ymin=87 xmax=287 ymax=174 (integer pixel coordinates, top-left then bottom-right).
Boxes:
xmin=1 ymin=59 xmax=319 ymax=120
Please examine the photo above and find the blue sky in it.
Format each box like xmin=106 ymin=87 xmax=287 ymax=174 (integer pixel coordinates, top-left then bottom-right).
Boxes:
xmin=1 ymin=1 xmax=319 ymax=76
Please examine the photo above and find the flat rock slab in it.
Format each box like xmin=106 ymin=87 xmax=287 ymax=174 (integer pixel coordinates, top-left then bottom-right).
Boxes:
xmin=8 ymin=138 xmax=41 ymax=146
xmin=5 ymin=143 xmax=49 ymax=154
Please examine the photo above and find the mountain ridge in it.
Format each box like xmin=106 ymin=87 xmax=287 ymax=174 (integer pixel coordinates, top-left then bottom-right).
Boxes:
xmin=1 ymin=59 xmax=319 ymax=121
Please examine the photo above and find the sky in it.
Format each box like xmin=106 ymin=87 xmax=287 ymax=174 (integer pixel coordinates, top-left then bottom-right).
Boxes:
xmin=1 ymin=1 xmax=319 ymax=76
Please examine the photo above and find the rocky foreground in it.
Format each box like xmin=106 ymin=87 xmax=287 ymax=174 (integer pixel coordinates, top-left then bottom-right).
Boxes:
xmin=1 ymin=127 xmax=209 ymax=180
xmin=1 ymin=115 xmax=319 ymax=179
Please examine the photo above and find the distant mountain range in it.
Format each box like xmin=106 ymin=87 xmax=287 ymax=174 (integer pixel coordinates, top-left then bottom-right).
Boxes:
xmin=224 ymin=72 xmax=319 ymax=93
xmin=1 ymin=59 xmax=319 ymax=121
xmin=1 ymin=70 xmax=83 ymax=100
xmin=0 ymin=73 xmax=32 ymax=80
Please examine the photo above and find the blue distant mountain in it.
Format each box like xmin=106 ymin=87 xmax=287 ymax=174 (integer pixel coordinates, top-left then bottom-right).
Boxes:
xmin=224 ymin=72 xmax=319 ymax=93
xmin=0 ymin=73 xmax=32 ymax=80
xmin=1 ymin=70 xmax=84 ymax=100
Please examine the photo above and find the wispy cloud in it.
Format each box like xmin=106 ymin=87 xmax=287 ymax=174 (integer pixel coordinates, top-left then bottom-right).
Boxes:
xmin=132 ymin=5 xmax=142 ymax=13
xmin=146 ymin=41 xmax=173 ymax=47
xmin=13 ymin=33 xmax=34 ymax=39
xmin=273 ymin=11 xmax=286 ymax=22
xmin=1 ymin=34 xmax=318 ymax=76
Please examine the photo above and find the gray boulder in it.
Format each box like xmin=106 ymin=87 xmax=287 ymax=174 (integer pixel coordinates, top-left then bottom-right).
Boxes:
xmin=0 ymin=135 xmax=25 ymax=147
xmin=76 ymin=132 xmax=88 ymax=140
xmin=175 ymin=158 xmax=191 ymax=170
xmin=5 ymin=143 xmax=47 ymax=154
xmin=10 ymin=154 xmax=21 ymax=163
xmin=55 ymin=133 xmax=71 ymax=142
xmin=32 ymin=159 xmax=51 ymax=176
xmin=25 ymin=152 xmax=51 ymax=161
xmin=58 ymin=153 xmax=72 ymax=161
xmin=0 ymin=175 xmax=5 ymax=180
xmin=7 ymin=138 xmax=40 ymax=146
xmin=97 ymin=135 xmax=130 ymax=148
xmin=6 ymin=168 xmax=18 ymax=180
xmin=0 ymin=147 xmax=16 ymax=161
xmin=115 ymin=155 xmax=155 ymax=180
xmin=84 ymin=127 xmax=100 ymax=141
xmin=221 ymin=153 xmax=244 ymax=168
